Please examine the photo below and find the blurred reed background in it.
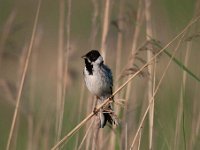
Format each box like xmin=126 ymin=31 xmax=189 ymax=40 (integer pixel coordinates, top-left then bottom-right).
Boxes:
xmin=0 ymin=0 xmax=200 ymax=149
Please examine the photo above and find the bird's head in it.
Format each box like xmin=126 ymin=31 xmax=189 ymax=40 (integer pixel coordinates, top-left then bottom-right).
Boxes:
xmin=82 ymin=50 xmax=103 ymax=65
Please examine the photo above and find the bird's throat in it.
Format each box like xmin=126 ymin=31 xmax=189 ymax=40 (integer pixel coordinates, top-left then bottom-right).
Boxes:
xmin=85 ymin=59 xmax=93 ymax=75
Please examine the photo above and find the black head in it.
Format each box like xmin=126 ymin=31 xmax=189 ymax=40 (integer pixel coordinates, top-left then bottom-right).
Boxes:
xmin=82 ymin=50 xmax=101 ymax=62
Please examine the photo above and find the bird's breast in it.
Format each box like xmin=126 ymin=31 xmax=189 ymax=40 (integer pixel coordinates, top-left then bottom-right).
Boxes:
xmin=84 ymin=67 xmax=111 ymax=98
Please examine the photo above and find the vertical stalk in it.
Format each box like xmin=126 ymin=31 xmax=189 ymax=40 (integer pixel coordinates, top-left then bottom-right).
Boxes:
xmin=85 ymin=0 xmax=99 ymax=148
xmin=90 ymin=0 xmax=99 ymax=48
xmin=130 ymin=31 xmax=187 ymax=150
xmin=55 ymin=0 xmax=65 ymax=144
xmin=6 ymin=0 xmax=41 ymax=149
xmin=174 ymin=40 xmax=191 ymax=150
xmin=11 ymin=45 xmax=27 ymax=150
xmin=92 ymin=116 xmax=100 ymax=150
xmin=188 ymin=1 xmax=200 ymax=149
xmin=137 ymin=128 xmax=142 ymax=150
xmin=94 ymin=0 xmax=111 ymax=149
xmin=144 ymin=0 xmax=155 ymax=149
xmin=122 ymin=0 xmax=144 ymax=149
xmin=100 ymin=0 xmax=111 ymax=60
xmin=27 ymin=28 xmax=42 ymax=150
xmin=75 ymin=82 xmax=85 ymax=149
xmin=77 ymin=120 xmax=94 ymax=150
xmin=109 ymin=0 xmax=124 ymax=149
xmin=59 ymin=0 xmax=72 ymax=142
xmin=56 ymin=0 xmax=72 ymax=144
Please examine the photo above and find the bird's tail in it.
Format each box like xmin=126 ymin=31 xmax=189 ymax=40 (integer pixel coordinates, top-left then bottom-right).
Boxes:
xmin=99 ymin=105 xmax=119 ymax=128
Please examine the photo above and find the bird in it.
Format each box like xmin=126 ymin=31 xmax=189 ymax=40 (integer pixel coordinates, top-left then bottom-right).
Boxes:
xmin=82 ymin=50 xmax=118 ymax=128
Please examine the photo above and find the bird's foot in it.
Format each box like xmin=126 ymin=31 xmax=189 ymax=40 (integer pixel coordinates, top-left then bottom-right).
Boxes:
xmin=109 ymin=96 xmax=114 ymax=102
xmin=93 ymin=107 xmax=98 ymax=115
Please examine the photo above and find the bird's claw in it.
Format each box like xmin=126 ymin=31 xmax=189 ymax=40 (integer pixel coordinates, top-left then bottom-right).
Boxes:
xmin=93 ymin=107 xmax=98 ymax=115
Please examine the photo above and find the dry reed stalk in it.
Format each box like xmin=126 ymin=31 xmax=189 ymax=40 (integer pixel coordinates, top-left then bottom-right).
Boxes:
xmin=174 ymin=38 xmax=191 ymax=150
xmin=188 ymin=1 xmax=200 ymax=149
xmin=51 ymin=16 xmax=200 ymax=150
xmin=6 ymin=0 xmax=41 ymax=149
xmin=92 ymin=116 xmax=101 ymax=150
xmin=137 ymin=127 xmax=142 ymax=150
xmin=189 ymin=89 xmax=199 ymax=149
xmin=114 ymin=0 xmax=123 ymax=92
xmin=27 ymin=48 xmax=37 ymax=150
xmin=123 ymin=0 xmax=144 ymax=100
xmin=10 ymin=45 xmax=27 ymax=150
xmin=10 ymin=115 xmax=20 ymax=150
xmin=144 ymin=0 xmax=155 ymax=149
xmin=175 ymin=2 xmax=200 ymax=148
xmin=109 ymin=0 xmax=124 ymax=149
xmin=75 ymin=82 xmax=85 ymax=149
xmin=122 ymin=0 xmax=144 ymax=149
xmin=27 ymin=28 xmax=42 ymax=150
xmin=90 ymin=0 xmax=99 ymax=48
xmin=55 ymin=0 xmax=65 ymax=142
xmin=130 ymin=27 xmax=187 ymax=150
xmin=189 ymin=71 xmax=200 ymax=149
xmin=62 ymin=0 xmax=72 ymax=109
xmin=85 ymin=1 xmax=99 ymax=149
xmin=77 ymin=120 xmax=94 ymax=150
xmin=100 ymin=0 xmax=111 ymax=60
xmin=60 ymin=0 xmax=72 ymax=144
xmin=94 ymin=0 xmax=111 ymax=148
xmin=182 ymin=41 xmax=191 ymax=150
xmin=55 ymin=0 xmax=71 ymax=144
xmin=85 ymin=112 xmax=93 ymax=150
xmin=0 ymin=10 xmax=16 ymax=66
